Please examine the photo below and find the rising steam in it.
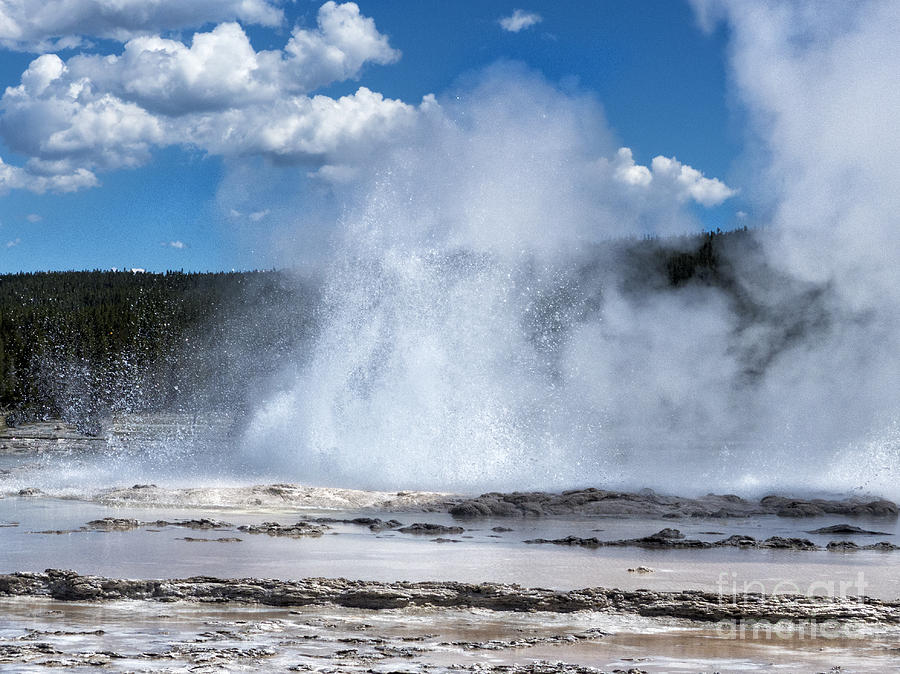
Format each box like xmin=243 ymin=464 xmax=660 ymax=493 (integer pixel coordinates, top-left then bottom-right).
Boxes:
xmin=240 ymin=6 xmax=900 ymax=498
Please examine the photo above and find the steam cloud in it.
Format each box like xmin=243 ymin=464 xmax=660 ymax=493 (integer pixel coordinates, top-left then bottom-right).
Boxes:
xmin=239 ymin=2 xmax=900 ymax=499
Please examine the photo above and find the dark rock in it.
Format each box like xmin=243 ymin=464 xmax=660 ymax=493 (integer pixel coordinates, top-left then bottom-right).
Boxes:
xmin=236 ymin=522 xmax=328 ymax=537
xmin=808 ymin=524 xmax=892 ymax=535
xmin=526 ymin=529 xmax=711 ymax=549
xmin=85 ymin=518 xmax=140 ymax=531
xmin=312 ymin=517 xmax=403 ymax=532
xmin=715 ymin=534 xmax=758 ymax=547
xmin=524 ymin=536 xmax=602 ymax=548
xmin=758 ymin=537 xmax=819 ymax=550
xmin=827 ymin=540 xmax=900 ymax=551
xmin=648 ymin=527 xmax=683 ymax=539
xmin=448 ymin=488 xmax=899 ymax=519
xmin=369 ymin=519 xmax=404 ymax=532
xmin=397 ymin=523 xmax=464 ymax=535
xmin=149 ymin=518 xmax=233 ymax=530
xmin=777 ymin=503 xmax=826 ymax=517
xmin=525 ymin=530 xmax=839 ymax=552
xmin=2 ymin=569 xmax=900 ymax=625
xmin=761 ymin=495 xmax=898 ymax=518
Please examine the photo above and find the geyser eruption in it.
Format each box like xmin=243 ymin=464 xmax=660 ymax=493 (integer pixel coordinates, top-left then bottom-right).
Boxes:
xmin=240 ymin=68 xmax=742 ymax=492
xmin=243 ymin=1 xmax=900 ymax=497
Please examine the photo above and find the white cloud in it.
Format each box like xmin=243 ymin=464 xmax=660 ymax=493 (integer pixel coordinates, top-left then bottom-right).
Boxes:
xmin=284 ymin=1 xmax=401 ymax=90
xmin=649 ymin=154 xmax=736 ymax=207
xmin=79 ymin=23 xmax=287 ymax=115
xmin=0 ymin=0 xmax=283 ymax=51
xmin=0 ymin=155 xmax=98 ymax=193
xmin=189 ymin=87 xmax=419 ymax=161
xmin=5 ymin=237 xmax=20 ymax=247
xmin=0 ymin=3 xmax=417 ymax=191
xmin=499 ymin=9 xmax=542 ymax=33
xmin=65 ymin=3 xmax=401 ymax=115
xmin=248 ymin=209 xmax=270 ymax=222
xmin=162 ymin=240 xmax=186 ymax=249
xmin=612 ymin=147 xmax=652 ymax=186
xmin=610 ymin=146 xmax=735 ymax=207
xmin=25 ymin=213 xmax=41 ymax=222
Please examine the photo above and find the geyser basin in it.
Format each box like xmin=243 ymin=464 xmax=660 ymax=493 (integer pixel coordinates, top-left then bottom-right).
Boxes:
xmin=1 ymin=489 xmax=899 ymax=599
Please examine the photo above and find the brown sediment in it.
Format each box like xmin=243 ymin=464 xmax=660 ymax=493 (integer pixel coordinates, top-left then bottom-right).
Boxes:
xmin=1 ymin=570 xmax=899 ymax=624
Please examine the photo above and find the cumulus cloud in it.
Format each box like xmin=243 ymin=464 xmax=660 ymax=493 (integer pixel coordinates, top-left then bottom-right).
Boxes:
xmin=609 ymin=146 xmax=735 ymax=207
xmin=612 ymin=147 xmax=652 ymax=186
xmin=5 ymin=237 xmax=20 ymax=247
xmin=0 ymin=155 xmax=98 ymax=193
xmin=67 ymin=3 xmax=401 ymax=115
xmin=0 ymin=3 xmax=419 ymax=191
xmin=0 ymin=0 xmax=283 ymax=51
xmin=649 ymin=155 xmax=736 ymax=206
xmin=25 ymin=213 xmax=41 ymax=222
xmin=161 ymin=240 xmax=186 ymax=249
xmin=499 ymin=9 xmax=542 ymax=33
xmin=284 ymin=0 xmax=400 ymax=89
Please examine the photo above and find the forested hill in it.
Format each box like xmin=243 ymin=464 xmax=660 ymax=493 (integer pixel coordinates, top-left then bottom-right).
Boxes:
xmin=0 ymin=270 xmax=318 ymax=429
xmin=0 ymin=228 xmax=759 ymax=431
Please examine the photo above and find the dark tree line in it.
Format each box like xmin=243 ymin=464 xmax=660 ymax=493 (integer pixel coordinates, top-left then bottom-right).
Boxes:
xmin=0 ymin=270 xmax=318 ymax=430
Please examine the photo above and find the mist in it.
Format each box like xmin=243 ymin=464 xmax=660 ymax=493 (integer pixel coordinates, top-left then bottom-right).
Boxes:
xmin=235 ymin=5 xmax=900 ymax=498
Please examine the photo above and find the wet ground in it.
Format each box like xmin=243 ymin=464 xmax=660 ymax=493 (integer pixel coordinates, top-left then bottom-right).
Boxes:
xmin=1 ymin=427 xmax=900 ymax=672
xmin=2 ymin=596 xmax=900 ymax=673
xmin=1 ymin=496 xmax=899 ymax=598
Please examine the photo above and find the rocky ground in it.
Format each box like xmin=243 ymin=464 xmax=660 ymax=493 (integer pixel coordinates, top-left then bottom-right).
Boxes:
xmin=1 ymin=571 xmax=899 ymax=672
xmin=3 ymin=421 xmax=900 ymax=671
xmin=448 ymin=490 xmax=899 ymax=519
xmin=2 ymin=569 xmax=899 ymax=624
xmin=0 ymin=597 xmax=655 ymax=673
xmin=49 ymin=483 xmax=897 ymax=523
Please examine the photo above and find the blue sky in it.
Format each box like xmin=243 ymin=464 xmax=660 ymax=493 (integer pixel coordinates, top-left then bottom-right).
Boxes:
xmin=0 ymin=0 xmax=746 ymax=273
